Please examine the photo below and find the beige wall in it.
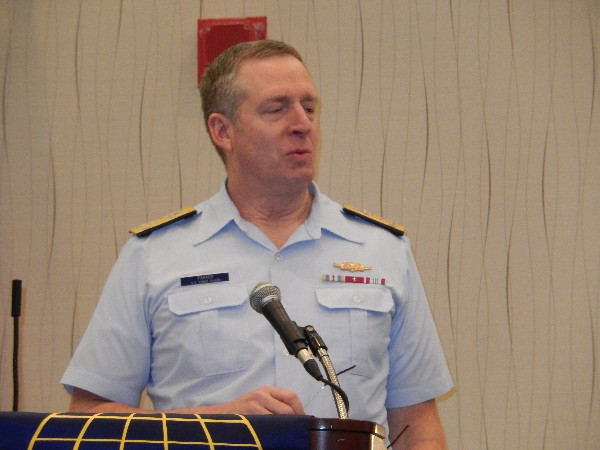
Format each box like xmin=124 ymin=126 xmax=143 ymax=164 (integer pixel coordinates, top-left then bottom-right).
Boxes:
xmin=1 ymin=1 xmax=599 ymax=449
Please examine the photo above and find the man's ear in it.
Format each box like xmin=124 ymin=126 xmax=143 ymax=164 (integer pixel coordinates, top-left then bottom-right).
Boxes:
xmin=207 ymin=113 xmax=234 ymax=153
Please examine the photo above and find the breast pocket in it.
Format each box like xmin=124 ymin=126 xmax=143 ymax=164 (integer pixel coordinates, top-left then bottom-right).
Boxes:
xmin=167 ymin=284 xmax=251 ymax=377
xmin=315 ymin=286 xmax=394 ymax=378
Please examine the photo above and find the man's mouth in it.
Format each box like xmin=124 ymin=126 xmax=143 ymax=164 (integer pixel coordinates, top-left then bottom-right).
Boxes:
xmin=288 ymin=149 xmax=311 ymax=156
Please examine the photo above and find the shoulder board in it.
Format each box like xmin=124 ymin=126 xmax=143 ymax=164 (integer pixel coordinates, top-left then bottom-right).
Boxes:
xmin=342 ymin=204 xmax=405 ymax=236
xmin=129 ymin=207 xmax=197 ymax=237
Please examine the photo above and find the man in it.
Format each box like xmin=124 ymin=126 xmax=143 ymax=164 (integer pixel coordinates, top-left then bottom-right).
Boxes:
xmin=62 ymin=40 xmax=453 ymax=448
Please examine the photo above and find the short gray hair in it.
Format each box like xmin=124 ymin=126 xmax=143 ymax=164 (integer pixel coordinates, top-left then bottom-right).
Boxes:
xmin=199 ymin=40 xmax=304 ymax=162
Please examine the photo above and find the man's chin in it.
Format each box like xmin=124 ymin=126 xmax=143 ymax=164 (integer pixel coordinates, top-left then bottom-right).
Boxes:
xmin=289 ymin=168 xmax=315 ymax=185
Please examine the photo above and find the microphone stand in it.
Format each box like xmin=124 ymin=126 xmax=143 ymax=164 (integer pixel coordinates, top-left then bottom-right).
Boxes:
xmin=304 ymin=325 xmax=348 ymax=419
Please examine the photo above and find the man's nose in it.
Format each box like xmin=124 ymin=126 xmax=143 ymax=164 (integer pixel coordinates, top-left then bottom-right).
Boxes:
xmin=288 ymin=104 xmax=313 ymax=135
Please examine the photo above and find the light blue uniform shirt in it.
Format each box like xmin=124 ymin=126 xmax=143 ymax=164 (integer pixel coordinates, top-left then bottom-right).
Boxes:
xmin=62 ymin=182 xmax=453 ymax=432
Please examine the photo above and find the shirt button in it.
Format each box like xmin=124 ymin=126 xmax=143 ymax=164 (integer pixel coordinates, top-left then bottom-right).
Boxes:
xmin=204 ymin=297 xmax=213 ymax=304
xmin=353 ymin=295 xmax=361 ymax=304
xmin=275 ymin=253 xmax=283 ymax=262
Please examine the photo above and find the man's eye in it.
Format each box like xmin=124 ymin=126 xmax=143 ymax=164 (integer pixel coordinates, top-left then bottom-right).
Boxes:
xmin=265 ymin=105 xmax=284 ymax=114
xmin=303 ymin=103 xmax=317 ymax=114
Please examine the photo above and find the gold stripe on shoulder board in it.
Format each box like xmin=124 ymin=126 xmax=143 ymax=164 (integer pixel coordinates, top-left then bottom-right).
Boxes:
xmin=129 ymin=207 xmax=197 ymax=237
xmin=342 ymin=204 xmax=405 ymax=236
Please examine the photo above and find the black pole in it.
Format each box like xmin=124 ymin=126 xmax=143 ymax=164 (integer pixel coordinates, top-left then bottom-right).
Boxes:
xmin=11 ymin=279 xmax=22 ymax=412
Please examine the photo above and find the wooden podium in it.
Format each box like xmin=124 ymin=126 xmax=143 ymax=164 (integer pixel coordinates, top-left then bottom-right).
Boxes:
xmin=311 ymin=417 xmax=387 ymax=449
xmin=0 ymin=412 xmax=387 ymax=449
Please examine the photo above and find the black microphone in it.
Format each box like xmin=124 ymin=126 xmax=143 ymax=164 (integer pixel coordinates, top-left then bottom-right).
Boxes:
xmin=12 ymin=279 xmax=22 ymax=318
xmin=250 ymin=282 xmax=322 ymax=380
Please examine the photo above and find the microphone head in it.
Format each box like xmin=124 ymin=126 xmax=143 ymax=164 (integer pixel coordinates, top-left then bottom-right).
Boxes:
xmin=250 ymin=282 xmax=281 ymax=313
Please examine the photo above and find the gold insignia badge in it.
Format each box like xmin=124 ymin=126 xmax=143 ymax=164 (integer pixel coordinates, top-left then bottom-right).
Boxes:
xmin=129 ymin=207 xmax=197 ymax=237
xmin=342 ymin=204 xmax=405 ymax=236
xmin=334 ymin=261 xmax=372 ymax=272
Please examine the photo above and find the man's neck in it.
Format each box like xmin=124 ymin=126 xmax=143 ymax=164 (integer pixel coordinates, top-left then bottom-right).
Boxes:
xmin=227 ymin=180 xmax=314 ymax=248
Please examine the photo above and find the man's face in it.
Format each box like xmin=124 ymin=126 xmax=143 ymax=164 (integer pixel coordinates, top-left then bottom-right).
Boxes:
xmin=224 ymin=55 xmax=320 ymax=191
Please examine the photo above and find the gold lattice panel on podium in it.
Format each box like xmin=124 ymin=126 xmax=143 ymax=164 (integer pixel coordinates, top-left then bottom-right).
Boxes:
xmin=27 ymin=412 xmax=264 ymax=449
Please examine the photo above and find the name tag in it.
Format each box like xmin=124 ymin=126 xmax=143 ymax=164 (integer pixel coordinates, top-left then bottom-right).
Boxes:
xmin=181 ymin=273 xmax=229 ymax=286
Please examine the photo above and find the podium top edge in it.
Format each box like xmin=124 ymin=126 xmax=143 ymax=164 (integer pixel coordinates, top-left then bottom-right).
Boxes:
xmin=309 ymin=417 xmax=386 ymax=439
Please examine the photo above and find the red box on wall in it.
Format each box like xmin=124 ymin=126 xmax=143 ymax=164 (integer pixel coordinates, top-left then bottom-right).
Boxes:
xmin=198 ymin=16 xmax=267 ymax=85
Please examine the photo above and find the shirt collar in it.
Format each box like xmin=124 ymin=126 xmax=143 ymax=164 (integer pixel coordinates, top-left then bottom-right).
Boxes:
xmin=304 ymin=183 xmax=365 ymax=244
xmin=192 ymin=180 xmax=365 ymax=246
xmin=192 ymin=181 xmax=240 ymax=245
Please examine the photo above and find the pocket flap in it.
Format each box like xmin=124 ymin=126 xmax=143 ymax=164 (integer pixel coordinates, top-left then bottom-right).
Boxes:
xmin=168 ymin=284 xmax=247 ymax=315
xmin=315 ymin=286 xmax=393 ymax=313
